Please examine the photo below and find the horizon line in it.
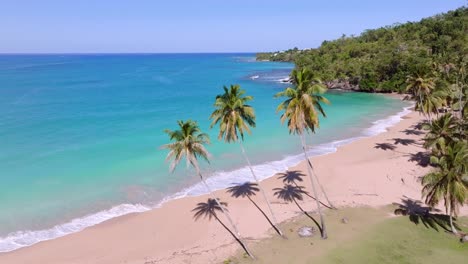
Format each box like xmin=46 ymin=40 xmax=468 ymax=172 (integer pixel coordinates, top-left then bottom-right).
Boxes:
xmin=0 ymin=52 xmax=264 ymax=55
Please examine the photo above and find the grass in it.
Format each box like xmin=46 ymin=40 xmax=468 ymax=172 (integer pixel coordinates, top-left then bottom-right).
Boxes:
xmin=229 ymin=206 xmax=468 ymax=264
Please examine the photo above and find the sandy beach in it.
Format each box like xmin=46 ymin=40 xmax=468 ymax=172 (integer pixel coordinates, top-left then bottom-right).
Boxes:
xmin=1 ymin=109 xmax=466 ymax=264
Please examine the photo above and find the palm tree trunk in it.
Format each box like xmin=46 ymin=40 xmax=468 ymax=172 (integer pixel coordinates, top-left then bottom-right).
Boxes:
xmin=303 ymin=137 xmax=336 ymax=209
xmin=300 ymin=134 xmax=328 ymax=239
xmin=213 ymin=214 xmax=254 ymax=259
xmin=305 ymin=159 xmax=337 ymax=209
xmin=457 ymin=76 xmax=463 ymax=119
xmin=193 ymin=164 xmax=254 ymax=258
xmin=292 ymin=197 xmax=322 ymax=234
xmin=239 ymin=140 xmax=284 ymax=237
xmin=447 ymin=199 xmax=458 ymax=234
xmin=247 ymin=196 xmax=283 ymax=237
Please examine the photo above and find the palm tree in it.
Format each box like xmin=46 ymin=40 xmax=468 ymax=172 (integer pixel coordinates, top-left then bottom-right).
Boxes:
xmin=210 ymin=84 xmax=283 ymax=236
xmin=273 ymin=184 xmax=322 ymax=235
xmin=283 ymin=69 xmax=336 ymax=209
xmin=422 ymin=141 xmax=468 ymax=234
xmin=227 ymin=182 xmax=282 ymax=236
xmin=161 ymin=120 xmax=253 ymax=258
xmin=422 ymin=113 xmax=459 ymax=157
xmin=274 ymin=68 xmax=330 ymax=239
xmin=405 ymin=75 xmax=444 ymax=118
xmin=278 ymin=170 xmax=333 ymax=209
xmin=192 ymin=198 xmax=253 ymax=257
xmin=452 ymin=58 xmax=467 ymax=119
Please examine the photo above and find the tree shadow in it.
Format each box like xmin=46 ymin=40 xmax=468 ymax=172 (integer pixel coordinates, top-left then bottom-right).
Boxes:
xmin=273 ymin=184 xmax=324 ymax=237
xmin=227 ymin=182 xmax=283 ymax=237
xmin=407 ymin=151 xmax=432 ymax=167
xmin=412 ymin=122 xmax=425 ymax=130
xmin=393 ymin=138 xmax=418 ymax=146
xmin=374 ymin=143 xmax=397 ymax=151
xmin=192 ymin=198 xmax=253 ymax=258
xmin=278 ymin=170 xmax=306 ymax=184
xmin=401 ymin=129 xmax=425 ymax=136
xmin=392 ymin=197 xmax=459 ymax=232
xmin=277 ymin=170 xmax=334 ymax=210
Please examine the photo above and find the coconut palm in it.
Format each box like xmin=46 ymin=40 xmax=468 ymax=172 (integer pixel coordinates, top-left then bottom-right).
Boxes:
xmin=278 ymin=170 xmax=333 ymax=209
xmin=452 ymin=58 xmax=467 ymax=119
xmin=274 ymin=68 xmax=330 ymax=239
xmin=273 ymin=184 xmax=322 ymax=234
xmin=210 ymin=84 xmax=283 ymax=236
xmin=227 ymin=182 xmax=282 ymax=236
xmin=422 ymin=141 xmax=468 ymax=234
xmin=422 ymin=113 xmax=459 ymax=157
xmin=283 ymin=68 xmax=336 ymax=209
xmin=161 ymin=120 xmax=253 ymax=257
xmin=405 ymin=75 xmax=445 ymax=118
xmin=192 ymin=198 xmax=253 ymax=257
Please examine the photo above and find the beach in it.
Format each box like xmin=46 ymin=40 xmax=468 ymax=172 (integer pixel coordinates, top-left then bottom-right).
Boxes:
xmin=0 ymin=54 xmax=409 ymax=249
xmin=1 ymin=108 xmax=464 ymax=264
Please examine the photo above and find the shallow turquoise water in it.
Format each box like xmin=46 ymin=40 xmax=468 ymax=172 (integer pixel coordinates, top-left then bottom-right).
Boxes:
xmin=0 ymin=54 xmax=409 ymax=250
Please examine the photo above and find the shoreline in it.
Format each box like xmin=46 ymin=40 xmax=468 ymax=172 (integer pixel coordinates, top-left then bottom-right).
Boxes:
xmin=0 ymin=95 xmax=410 ymax=253
xmin=3 ymin=107 xmax=466 ymax=263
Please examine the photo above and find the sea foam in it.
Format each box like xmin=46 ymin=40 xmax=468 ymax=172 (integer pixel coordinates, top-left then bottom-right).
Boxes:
xmin=0 ymin=104 xmax=413 ymax=253
xmin=0 ymin=204 xmax=150 ymax=253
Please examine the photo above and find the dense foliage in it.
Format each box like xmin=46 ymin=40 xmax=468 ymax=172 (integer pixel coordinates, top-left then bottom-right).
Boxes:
xmin=257 ymin=7 xmax=467 ymax=93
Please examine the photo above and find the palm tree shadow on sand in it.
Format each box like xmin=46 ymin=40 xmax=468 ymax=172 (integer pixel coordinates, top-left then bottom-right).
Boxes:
xmin=374 ymin=143 xmax=397 ymax=151
xmin=393 ymin=197 xmax=460 ymax=232
xmin=192 ymin=198 xmax=254 ymax=258
xmin=273 ymin=184 xmax=324 ymax=237
xmin=392 ymin=138 xmax=419 ymax=146
xmin=406 ymin=151 xmax=433 ymax=167
xmin=401 ymin=128 xmax=425 ymax=136
xmin=227 ymin=182 xmax=283 ymax=237
xmin=277 ymin=170 xmax=334 ymax=210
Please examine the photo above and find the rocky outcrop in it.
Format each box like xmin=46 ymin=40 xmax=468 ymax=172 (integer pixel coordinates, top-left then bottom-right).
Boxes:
xmin=325 ymin=78 xmax=360 ymax=91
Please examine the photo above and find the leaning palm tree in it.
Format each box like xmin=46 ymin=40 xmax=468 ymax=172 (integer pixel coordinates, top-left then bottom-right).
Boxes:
xmin=274 ymin=68 xmax=330 ymax=239
xmin=192 ymin=198 xmax=253 ymax=258
xmin=287 ymin=69 xmax=336 ymax=209
xmin=405 ymin=75 xmax=444 ymax=118
xmin=422 ymin=141 xmax=468 ymax=234
xmin=161 ymin=120 xmax=253 ymax=258
xmin=273 ymin=184 xmax=322 ymax=235
xmin=422 ymin=113 xmax=459 ymax=157
xmin=227 ymin=182 xmax=282 ymax=236
xmin=210 ymin=84 xmax=283 ymax=236
xmin=278 ymin=170 xmax=333 ymax=209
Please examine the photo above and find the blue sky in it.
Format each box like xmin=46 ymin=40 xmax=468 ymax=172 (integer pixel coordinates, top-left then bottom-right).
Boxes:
xmin=0 ymin=0 xmax=465 ymax=53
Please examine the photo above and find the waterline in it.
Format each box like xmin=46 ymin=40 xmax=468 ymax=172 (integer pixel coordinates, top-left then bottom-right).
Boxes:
xmin=0 ymin=104 xmax=412 ymax=253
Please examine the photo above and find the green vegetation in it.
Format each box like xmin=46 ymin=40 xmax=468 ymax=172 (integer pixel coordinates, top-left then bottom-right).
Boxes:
xmin=421 ymin=113 xmax=468 ymax=234
xmin=324 ymin=210 xmax=468 ymax=264
xmin=162 ymin=7 xmax=468 ymax=256
xmin=257 ymin=7 xmax=467 ymax=93
xmin=230 ymin=207 xmax=468 ymax=264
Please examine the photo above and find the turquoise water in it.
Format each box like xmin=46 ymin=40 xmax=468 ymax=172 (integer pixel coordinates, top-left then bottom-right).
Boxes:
xmin=0 ymin=54 xmax=409 ymax=251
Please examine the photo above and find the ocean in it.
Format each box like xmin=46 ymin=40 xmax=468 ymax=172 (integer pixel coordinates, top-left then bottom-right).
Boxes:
xmin=0 ymin=53 xmax=410 ymax=252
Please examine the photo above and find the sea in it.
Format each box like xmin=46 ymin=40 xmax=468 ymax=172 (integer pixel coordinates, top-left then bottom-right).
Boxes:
xmin=0 ymin=53 xmax=411 ymax=252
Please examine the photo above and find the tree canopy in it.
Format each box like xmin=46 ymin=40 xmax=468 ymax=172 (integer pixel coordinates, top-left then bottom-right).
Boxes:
xmin=257 ymin=7 xmax=467 ymax=93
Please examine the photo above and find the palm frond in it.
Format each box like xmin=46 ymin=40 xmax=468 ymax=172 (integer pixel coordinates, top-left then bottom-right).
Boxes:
xmin=210 ymin=84 xmax=256 ymax=143
xmin=161 ymin=120 xmax=211 ymax=172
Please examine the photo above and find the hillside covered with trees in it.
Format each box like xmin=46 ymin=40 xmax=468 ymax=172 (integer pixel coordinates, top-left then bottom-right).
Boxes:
xmin=257 ymin=7 xmax=467 ymax=93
